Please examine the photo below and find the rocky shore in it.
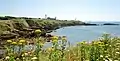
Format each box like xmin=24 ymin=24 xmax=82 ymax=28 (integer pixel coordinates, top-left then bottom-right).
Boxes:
xmin=0 ymin=16 xmax=88 ymax=45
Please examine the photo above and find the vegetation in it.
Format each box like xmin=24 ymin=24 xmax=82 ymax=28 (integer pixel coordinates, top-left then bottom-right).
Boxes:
xmin=0 ymin=16 xmax=84 ymax=34
xmin=0 ymin=32 xmax=120 ymax=61
xmin=0 ymin=16 xmax=120 ymax=61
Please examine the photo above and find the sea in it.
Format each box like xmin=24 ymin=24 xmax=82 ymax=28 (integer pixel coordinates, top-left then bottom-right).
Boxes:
xmin=50 ymin=22 xmax=120 ymax=45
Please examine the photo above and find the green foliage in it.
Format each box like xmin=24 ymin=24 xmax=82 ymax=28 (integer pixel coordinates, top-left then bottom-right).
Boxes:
xmin=2 ymin=34 xmax=120 ymax=61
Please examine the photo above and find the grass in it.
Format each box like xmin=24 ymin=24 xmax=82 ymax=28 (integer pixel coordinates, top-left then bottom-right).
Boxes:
xmin=0 ymin=30 xmax=120 ymax=61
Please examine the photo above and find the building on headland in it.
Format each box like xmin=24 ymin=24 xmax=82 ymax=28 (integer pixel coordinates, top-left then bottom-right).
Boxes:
xmin=45 ymin=14 xmax=47 ymax=19
xmin=47 ymin=17 xmax=56 ymax=20
xmin=43 ymin=14 xmax=57 ymax=20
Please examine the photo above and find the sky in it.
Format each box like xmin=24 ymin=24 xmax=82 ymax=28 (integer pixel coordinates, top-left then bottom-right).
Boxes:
xmin=0 ymin=0 xmax=120 ymax=21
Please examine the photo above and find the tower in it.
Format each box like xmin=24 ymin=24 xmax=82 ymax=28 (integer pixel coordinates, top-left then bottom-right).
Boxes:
xmin=45 ymin=14 xmax=47 ymax=19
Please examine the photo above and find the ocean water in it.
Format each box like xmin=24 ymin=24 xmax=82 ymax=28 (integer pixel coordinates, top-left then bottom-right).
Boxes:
xmin=51 ymin=25 xmax=120 ymax=45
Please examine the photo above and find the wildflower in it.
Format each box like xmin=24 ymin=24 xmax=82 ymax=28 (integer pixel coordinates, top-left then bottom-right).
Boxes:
xmin=109 ymin=45 xmax=112 ymax=47
xmin=96 ymin=59 xmax=99 ymax=61
xmin=52 ymin=36 xmax=58 ymax=40
xmin=19 ymin=40 xmax=26 ymax=43
xmin=116 ymin=52 xmax=120 ymax=54
xmin=24 ymin=53 xmax=28 ymax=56
xmin=99 ymin=45 xmax=105 ymax=47
xmin=11 ymin=42 xmax=17 ymax=45
xmin=62 ymin=36 xmax=67 ymax=41
xmin=23 ymin=57 xmax=25 ymax=59
xmin=5 ymin=56 xmax=10 ymax=59
xmin=105 ymin=44 xmax=109 ymax=46
xmin=52 ymin=40 xmax=58 ymax=43
xmin=116 ymin=43 xmax=120 ymax=45
xmin=35 ymin=29 xmax=41 ymax=33
xmin=80 ymin=41 xmax=87 ymax=44
xmin=104 ymin=51 xmax=107 ymax=53
xmin=116 ymin=48 xmax=119 ymax=50
xmin=47 ymin=48 xmax=54 ymax=52
xmin=28 ymin=51 xmax=31 ymax=54
xmin=7 ymin=40 xmax=12 ymax=43
xmin=67 ymin=50 xmax=70 ymax=52
xmin=105 ymin=59 xmax=109 ymax=61
xmin=18 ymin=43 xmax=23 ymax=45
xmin=93 ymin=41 xmax=97 ymax=45
xmin=97 ymin=41 xmax=102 ymax=45
xmin=39 ymin=42 xmax=44 ymax=46
xmin=108 ymin=58 xmax=112 ymax=61
xmin=74 ymin=54 xmax=76 ymax=56
xmin=31 ymin=56 xmax=37 ymax=60
xmin=16 ymin=58 xmax=20 ymax=60
xmin=105 ymin=56 xmax=109 ymax=58
xmin=100 ymin=55 xmax=103 ymax=57
xmin=22 ymin=54 xmax=24 ymax=57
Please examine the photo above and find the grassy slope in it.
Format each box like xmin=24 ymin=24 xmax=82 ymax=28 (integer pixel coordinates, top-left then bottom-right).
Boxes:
xmin=0 ymin=19 xmax=84 ymax=34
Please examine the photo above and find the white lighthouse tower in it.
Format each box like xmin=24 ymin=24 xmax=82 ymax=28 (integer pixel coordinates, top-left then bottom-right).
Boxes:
xmin=45 ymin=14 xmax=47 ymax=19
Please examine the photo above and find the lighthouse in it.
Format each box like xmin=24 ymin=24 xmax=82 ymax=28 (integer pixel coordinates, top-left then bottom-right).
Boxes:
xmin=45 ymin=14 xmax=47 ymax=19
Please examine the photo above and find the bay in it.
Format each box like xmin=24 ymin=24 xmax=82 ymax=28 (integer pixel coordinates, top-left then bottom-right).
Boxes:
xmin=51 ymin=24 xmax=120 ymax=45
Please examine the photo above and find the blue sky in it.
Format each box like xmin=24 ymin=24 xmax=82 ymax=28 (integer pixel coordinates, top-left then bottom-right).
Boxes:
xmin=0 ymin=0 xmax=120 ymax=21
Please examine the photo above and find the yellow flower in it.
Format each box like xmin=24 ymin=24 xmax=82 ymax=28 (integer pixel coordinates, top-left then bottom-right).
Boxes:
xmin=35 ymin=29 xmax=41 ymax=33
xmin=39 ymin=43 xmax=44 ymax=46
xmin=80 ymin=42 xmax=84 ymax=44
xmin=7 ymin=40 xmax=12 ymax=43
xmin=19 ymin=40 xmax=26 ymax=43
xmin=80 ymin=41 xmax=87 ymax=44
xmin=97 ymin=42 xmax=101 ymax=44
xmin=93 ymin=41 xmax=97 ymax=45
xmin=47 ymin=48 xmax=52 ymax=52
xmin=99 ymin=45 xmax=105 ymax=47
xmin=11 ymin=42 xmax=17 ymax=45
xmin=62 ymin=36 xmax=67 ymax=41
xmin=52 ymin=36 xmax=58 ymax=40
xmin=18 ymin=43 xmax=23 ymax=45
xmin=47 ymin=48 xmax=54 ymax=52
xmin=52 ymin=39 xmax=58 ymax=43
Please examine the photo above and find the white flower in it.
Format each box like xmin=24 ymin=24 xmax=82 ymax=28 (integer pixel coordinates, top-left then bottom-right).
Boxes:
xmin=105 ymin=59 xmax=108 ymax=61
xmin=105 ymin=56 xmax=108 ymax=58
xmin=114 ymin=60 xmax=118 ymax=61
xmin=108 ymin=58 xmax=112 ymax=61
xmin=5 ymin=56 xmax=10 ymax=59
xmin=116 ymin=52 xmax=120 ymax=54
xmin=115 ymin=48 xmax=119 ymax=50
xmin=24 ymin=53 xmax=28 ymax=56
xmin=67 ymin=50 xmax=70 ymax=51
xmin=16 ymin=58 xmax=20 ymax=60
xmin=116 ymin=43 xmax=120 ymax=44
xmin=23 ymin=57 xmax=25 ymax=59
xmin=59 ymin=45 xmax=61 ymax=47
xmin=100 ymin=55 xmax=103 ymax=57
xmin=31 ymin=57 xmax=37 ymax=60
